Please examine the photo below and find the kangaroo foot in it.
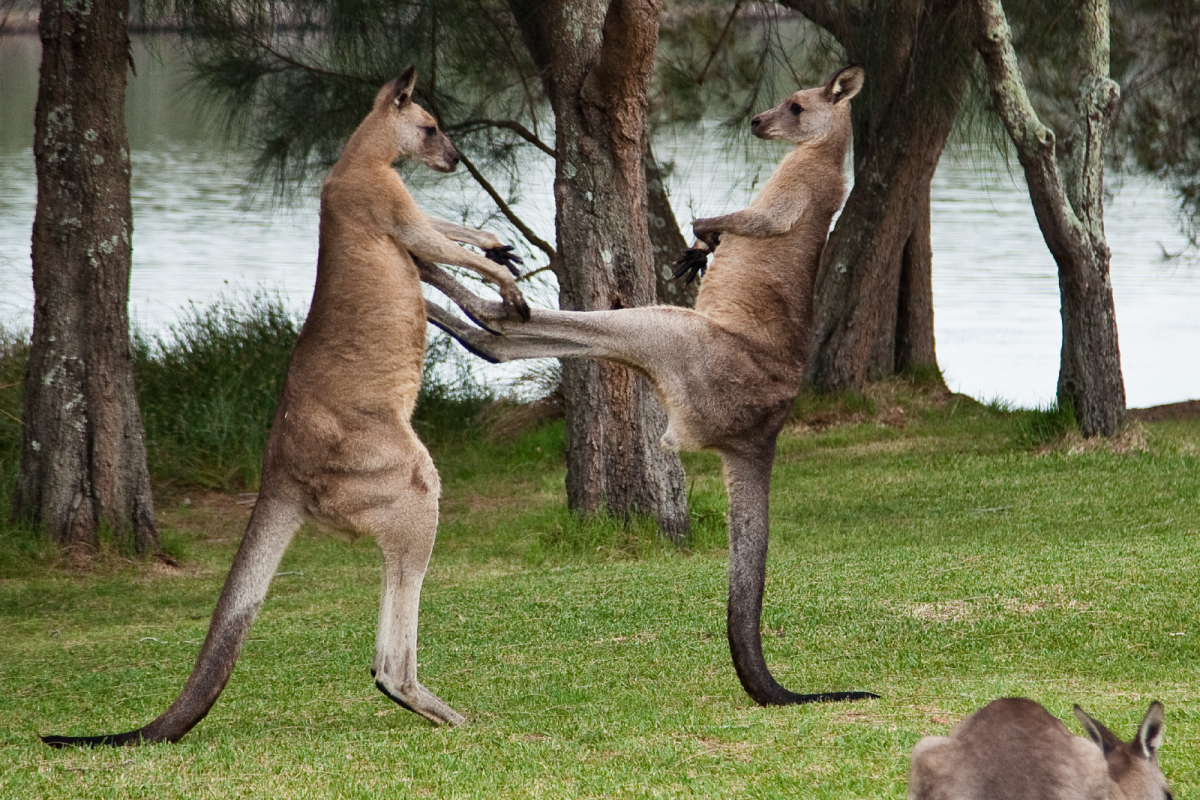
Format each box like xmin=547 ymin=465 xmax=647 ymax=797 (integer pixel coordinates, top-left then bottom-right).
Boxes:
xmin=374 ymin=676 xmax=465 ymax=727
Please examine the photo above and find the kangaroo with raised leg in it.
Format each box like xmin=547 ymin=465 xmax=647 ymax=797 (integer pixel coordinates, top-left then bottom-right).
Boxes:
xmin=42 ymin=68 xmax=528 ymax=747
xmin=908 ymin=698 xmax=1171 ymax=800
xmin=422 ymin=65 xmax=876 ymax=706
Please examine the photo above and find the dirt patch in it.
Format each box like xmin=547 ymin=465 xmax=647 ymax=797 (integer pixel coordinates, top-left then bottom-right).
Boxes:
xmin=1037 ymin=420 xmax=1151 ymax=456
xmin=896 ymin=587 xmax=1090 ymax=623
xmin=691 ymin=736 xmax=757 ymax=763
xmin=790 ymin=376 xmax=956 ymax=433
xmin=156 ymin=490 xmax=256 ymax=542
xmin=480 ymin=394 xmax=564 ymax=442
xmin=1129 ymin=399 xmax=1200 ymax=423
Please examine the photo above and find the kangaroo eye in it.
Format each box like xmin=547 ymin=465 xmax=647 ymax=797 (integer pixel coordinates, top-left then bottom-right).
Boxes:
xmin=421 ymin=126 xmax=438 ymax=137
xmin=789 ymin=102 xmax=802 ymax=115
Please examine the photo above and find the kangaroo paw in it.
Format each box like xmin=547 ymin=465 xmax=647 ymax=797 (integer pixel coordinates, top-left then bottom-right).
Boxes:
xmin=671 ymin=246 xmax=710 ymax=285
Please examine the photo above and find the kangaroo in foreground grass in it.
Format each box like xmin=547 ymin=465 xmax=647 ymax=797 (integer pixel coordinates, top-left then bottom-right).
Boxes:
xmin=421 ymin=65 xmax=876 ymax=706
xmin=42 ymin=69 xmax=529 ymax=746
xmin=908 ymin=698 xmax=1170 ymax=800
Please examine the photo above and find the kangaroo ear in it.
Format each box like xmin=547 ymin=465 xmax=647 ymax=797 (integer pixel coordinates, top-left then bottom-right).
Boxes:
xmin=1074 ymin=705 xmax=1120 ymax=755
xmin=393 ymin=66 xmax=418 ymax=109
xmin=1137 ymin=702 xmax=1165 ymax=761
xmin=825 ymin=64 xmax=864 ymax=104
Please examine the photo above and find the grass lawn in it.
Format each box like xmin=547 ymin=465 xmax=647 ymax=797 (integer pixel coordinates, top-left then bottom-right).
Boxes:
xmin=2 ymin=387 xmax=1198 ymax=798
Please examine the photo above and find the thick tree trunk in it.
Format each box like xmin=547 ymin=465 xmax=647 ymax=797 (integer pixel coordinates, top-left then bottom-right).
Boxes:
xmin=509 ymin=0 xmax=689 ymax=538
xmin=17 ymin=0 xmax=159 ymax=556
xmin=976 ymin=0 xmax=1126 ymax=436
xmin=789 ymin=0 xmax=972 ymax=393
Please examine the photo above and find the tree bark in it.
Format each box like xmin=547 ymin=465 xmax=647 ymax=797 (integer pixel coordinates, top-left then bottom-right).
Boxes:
xmin=17 ymin=0 xmax=159 ymax=556
xmin=787 ymin=0 xmax=972 ymax=392
xmin=975 ymin=0 xmax=1126 ymax=436
xmin=646 ymin=146 xmax=696 ymax=307
xmin=509 ymin=0 xmax=689 ymax=538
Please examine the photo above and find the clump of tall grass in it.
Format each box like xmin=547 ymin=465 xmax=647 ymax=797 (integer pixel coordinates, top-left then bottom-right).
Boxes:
xmin=0 ymin=327 xmax=54 ymax=565
xmin=1015 ymin=399 xmax=1078 ymax=448
xmin=135 ymin=294 xmax=497 ymax=489
xmin=0 ymin=327 xmax=29 ymax=520
xmin=134 ymin=294 xmax=301 ymax=490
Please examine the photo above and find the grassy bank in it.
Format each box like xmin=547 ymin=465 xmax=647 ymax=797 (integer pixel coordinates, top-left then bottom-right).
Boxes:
xmin=1 ymin=310 xmax=1198 ymax=798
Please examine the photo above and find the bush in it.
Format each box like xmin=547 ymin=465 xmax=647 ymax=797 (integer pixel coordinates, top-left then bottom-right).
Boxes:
xmin=1015 ymin=399 xmax=1078 ymax=448
xmin=134 ymin=294 xmax=301 ymax=490
xmin=0 ymin=328 xmax=28 ymax=521
xmin=134 ymin=295 xmax=499 ymax=489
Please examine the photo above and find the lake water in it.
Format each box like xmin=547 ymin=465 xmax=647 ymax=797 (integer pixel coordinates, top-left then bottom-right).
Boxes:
xmin=2 ymin=35 xmax=1197 ymax=408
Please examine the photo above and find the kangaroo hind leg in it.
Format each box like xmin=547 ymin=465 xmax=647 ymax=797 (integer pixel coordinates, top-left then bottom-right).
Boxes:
xmin=368 ymin=456 xmax=464 ymax=726
xmin=42 ymin=495 xmax=306 ymax=746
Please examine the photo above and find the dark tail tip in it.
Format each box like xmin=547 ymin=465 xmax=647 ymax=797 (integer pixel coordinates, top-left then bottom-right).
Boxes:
xmin=785 ymin=690 xmax=880 ymax=705
xmin=41 ymin=730 xmax=146 ymax=748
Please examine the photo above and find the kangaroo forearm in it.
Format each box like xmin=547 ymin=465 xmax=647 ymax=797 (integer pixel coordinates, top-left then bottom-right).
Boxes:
xmin=693 ymin=208 xmax=793 ymax=239
xmin=427 ymin=217 xmax=503 ymax=250
xmin=404 ymin=228 xmax=512 ymax=287
xmin=418 ymin=258 xmax=506 ymax=324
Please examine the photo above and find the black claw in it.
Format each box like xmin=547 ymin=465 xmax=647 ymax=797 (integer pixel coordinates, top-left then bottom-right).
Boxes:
xmin=485 ymin=245 xmax=524 ymax=277
xmin=671 ymin=247 xmax=710 ymax=285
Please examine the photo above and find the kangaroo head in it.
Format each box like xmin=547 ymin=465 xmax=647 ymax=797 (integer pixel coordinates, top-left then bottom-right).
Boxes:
xmin=1074 ymin=702 xmax=1172 ymax=800
xmin=372 ymin=67 xmax=459 ymax=173
xmin=750 ymin=64 xmax=864 ymax=144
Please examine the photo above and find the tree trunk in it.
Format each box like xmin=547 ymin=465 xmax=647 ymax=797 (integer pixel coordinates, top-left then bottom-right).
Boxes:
xmin=784 ymin=0 xmax=972 ymax=393
xmin=17 ymin=0 xmax=159 ymax=557
xmin=975 ymin=0 xmax=1126 ymax=436
xmin=646 ymin=146 xmax=696 ymax=307
xmin=509 ymin=0 xmax=689 ymax=538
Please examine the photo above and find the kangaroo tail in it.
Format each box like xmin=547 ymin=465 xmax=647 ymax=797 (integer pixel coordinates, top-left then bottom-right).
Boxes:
xmin=721 ymin=447 xmax=879 ymax=706
xmin=42 ymin=497 xmax=303 ymax=747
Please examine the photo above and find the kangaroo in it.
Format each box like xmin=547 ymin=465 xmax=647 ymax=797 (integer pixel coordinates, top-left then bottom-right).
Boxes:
xmin=42 ymin=69 xmax=529 ymax=747
xmin=908 ymin=698 xmax=1171 ymax=800
xmin=420 ymin=65 xmax=876 ymax=706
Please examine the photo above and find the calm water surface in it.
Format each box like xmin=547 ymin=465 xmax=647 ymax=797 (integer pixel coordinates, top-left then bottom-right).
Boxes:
xmin=1 ymin=36 xmax=1197 ymax=407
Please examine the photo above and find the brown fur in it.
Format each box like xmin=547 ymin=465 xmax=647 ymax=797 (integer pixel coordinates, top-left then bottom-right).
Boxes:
xmin=908 ymin=698 xmax=1170 ymax=800
xmin=421 ymin=66 xmax=876 ymax=706
xmin=42 ymin=69 xmax=528 ymax=747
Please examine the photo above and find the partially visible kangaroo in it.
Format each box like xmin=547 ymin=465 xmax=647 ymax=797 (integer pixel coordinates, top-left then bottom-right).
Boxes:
xmin=420 ymin=65 xmax=876 ymax=706
xmin=42 ymin=69 xmax=529 ymax=747
xmin=908 ymin=698 xmax=1171 ymax=800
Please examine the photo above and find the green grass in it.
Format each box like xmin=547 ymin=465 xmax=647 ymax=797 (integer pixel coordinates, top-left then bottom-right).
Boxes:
xmin=2 ymin=375 xmax=1198 ymax=798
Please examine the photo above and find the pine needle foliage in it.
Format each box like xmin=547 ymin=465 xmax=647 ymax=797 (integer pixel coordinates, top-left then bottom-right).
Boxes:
xmin=158 ymin=0 xmax=549 ymax=210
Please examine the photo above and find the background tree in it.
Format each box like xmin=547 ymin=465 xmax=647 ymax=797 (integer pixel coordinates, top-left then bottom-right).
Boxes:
xmin=975 ymin=0 xmax=1126 ymax=436
xmin=18 ymin=0 xmax=160 ymax=556
xmin=506 ymin=0 xmax=689 ymax=537
xmin=1110 ymin=0 xmax=1200 ymax=245
xmin=780 ymin=0 xmax=974 ymax=393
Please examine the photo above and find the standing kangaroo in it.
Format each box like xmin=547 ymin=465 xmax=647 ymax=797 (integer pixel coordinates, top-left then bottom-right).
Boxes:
xmin=42 ymin=69 xmax=529 ymax=747
xmin=908 ymin=698 xmax=1170 ymax=800
xmin=421 ymin=65 xmax=876 ymax=706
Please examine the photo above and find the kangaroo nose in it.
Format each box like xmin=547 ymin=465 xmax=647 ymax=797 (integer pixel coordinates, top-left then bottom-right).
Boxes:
xmin=750 ymin=115 xmax=762 ymax=130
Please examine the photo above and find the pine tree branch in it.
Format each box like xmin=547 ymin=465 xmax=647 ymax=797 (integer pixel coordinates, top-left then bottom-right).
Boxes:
xmin=448 ymin=118 xmax=557 ymax=157
xmin=455 ymin=149 xmax=558 ymax=269
xmin=775 ymin=0 xmax=863 ymax=49
xmin=249 ymin=36 xmax=374 ymax=85
xmin=695 ymin=0 xmax=745 ymax=85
